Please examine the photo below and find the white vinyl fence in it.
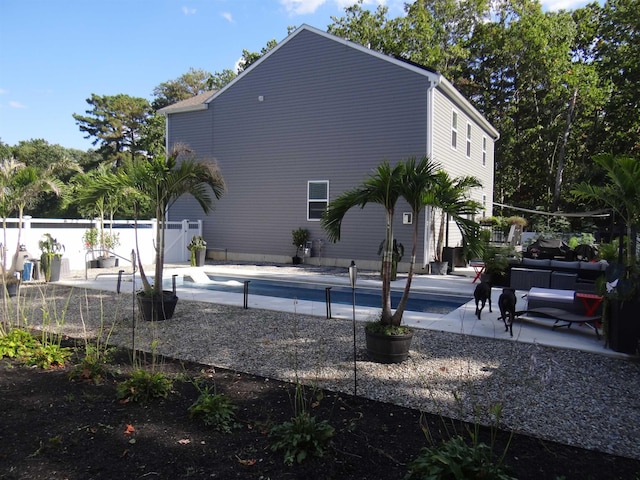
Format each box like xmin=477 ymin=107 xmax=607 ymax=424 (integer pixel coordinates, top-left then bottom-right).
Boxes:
xmin=0 ymin=217 xmax=202 ymax=274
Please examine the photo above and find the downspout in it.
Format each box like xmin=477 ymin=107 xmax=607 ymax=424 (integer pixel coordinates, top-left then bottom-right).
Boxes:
xmin=423 ymin=80 xmax=436 ymax=268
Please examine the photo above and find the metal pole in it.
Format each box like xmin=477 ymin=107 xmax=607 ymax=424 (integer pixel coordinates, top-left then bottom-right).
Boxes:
xmin=117 ymin=270 xmax=124 ymax=294
xmin=349 ymin=260 xmax=357 ymax=397
xmin=243 ymin=280 xmax=250 ymax=309
xmin=325 ymin=287 xmax=332 ymax=319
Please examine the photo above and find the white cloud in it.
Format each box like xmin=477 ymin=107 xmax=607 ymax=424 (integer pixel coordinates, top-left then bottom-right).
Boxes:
xmin=9 ymin=101 xmax=27 ymax=109
xmin=280 ymin=0 xmax=399 ymax=16
xmin=182 ymin=6 xmax=196 ymax=15
xmin=280 ymin=0 xmax=327 ymax=15
xmin=541 ymin=0 xmax=589 ymax=10
xmin=221 ymin=12 xmax=234 ymax=23
xmin=0 ymin=88 xmax=7 ymax=95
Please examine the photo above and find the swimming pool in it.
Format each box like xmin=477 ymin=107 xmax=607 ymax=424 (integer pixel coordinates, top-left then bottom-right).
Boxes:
xmin=183 ymin=275 xmax=467 ymax=314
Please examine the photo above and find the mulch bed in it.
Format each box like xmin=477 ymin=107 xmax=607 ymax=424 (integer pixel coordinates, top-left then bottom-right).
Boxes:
xmin=1 ymin=343 xmax=638 ymax=480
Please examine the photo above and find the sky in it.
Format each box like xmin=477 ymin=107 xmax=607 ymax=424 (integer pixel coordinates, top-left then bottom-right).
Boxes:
xmin=0 ymin=0 xmax=592 ymax=152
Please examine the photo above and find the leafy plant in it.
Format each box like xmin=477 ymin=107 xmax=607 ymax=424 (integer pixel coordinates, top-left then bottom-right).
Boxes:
xmin=188 ymin=381 xmax=237 ymax=432
xmin=25 ymin=343 xmax=71 ymax=369
xmin=38 ymin=233 xmax=64 ymax=282
xmin=405 ymin=435 xmax=516 ymax=480
xmin=291 ymin=227 xmax=310 ymax=258
xmin=69 ymin=345 xmax=114 ymax=384
xmin=0 ymin=328 xmax=70 ymax=368
xmin=365 ymin=320 xmax=412 ymax=336
xmin=269 ymin=411 xmax=335 ymax=465
xmin=116 ymin=369 xmax=173 ymax=404
xmin=187 ymin=235 xmax=207 ymax=266
xmin=0 ymin=328 xmax=38 ymax=359
xmin=82 ymin=229 xmax=99 ymax=251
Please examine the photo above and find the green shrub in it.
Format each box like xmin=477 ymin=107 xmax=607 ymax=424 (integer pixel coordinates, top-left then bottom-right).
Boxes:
xmin=269 ymin=412 xmax=335 ymax=465
xmin=0 ymin=329 xmax=38 ymax=359
xmin=188 ymin=382 xmax=237 ymax=433
xmin=69 ymin=345 xmax=114 ymax=384
xmin=116 ymin=369 xmax=173 ymax=404
xmin=406 ymin=435 xmax=515 ymax=480
xmin=26 ymin=344 xmax=71 ymax=369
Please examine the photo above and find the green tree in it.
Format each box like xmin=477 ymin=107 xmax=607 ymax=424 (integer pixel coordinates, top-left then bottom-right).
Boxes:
xmin=151 ymin=67 xmax=213 ymax=110
xmin=238 ymin=39 xmax=278 ymax=73
xmin=93 ymin=146 xmax=226 ymax=296
xmin=323 ymin=158 xmax=448 ymax=326
xmin=73 ymin=94 xmax=152 ymax=167
xmin=594 ymin=0 xmax=640 ymax=155
xmin=572 ymin=154 xmax=640 ymax=265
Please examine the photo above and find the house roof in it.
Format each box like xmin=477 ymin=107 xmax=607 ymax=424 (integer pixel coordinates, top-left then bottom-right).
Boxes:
xmin=160 ymin=25 xmax=498 ymax=139
xmin=158 ymin=90 xmax=217 ymax=114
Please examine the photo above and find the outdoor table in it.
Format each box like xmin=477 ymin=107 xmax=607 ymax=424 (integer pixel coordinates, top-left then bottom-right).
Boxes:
xmin=576 ymin=292 xmax=603 ymax=317
xmin=470 ymin=262 xmax=485 ymax=283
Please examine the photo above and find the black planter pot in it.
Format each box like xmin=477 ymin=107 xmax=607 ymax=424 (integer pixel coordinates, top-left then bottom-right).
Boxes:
xmin=429 ymin=261 xmax=448 ymax=275
xmin=365 ymin=329 xmax=414 ymax=364
xmin=5 ymin=282 xmax=19 ymax=297
xmin=292 ymin=256 xmax=302 ymax=265
xmin=136 ymin=291 xmax=179 ymax=321
xmin=608 ymin=299 xmax=640 ymax=354
xmin=98 ymin=256 xmax=117 ymax=268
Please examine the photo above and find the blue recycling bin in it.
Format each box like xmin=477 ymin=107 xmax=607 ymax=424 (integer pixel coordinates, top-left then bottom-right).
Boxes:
xmin=22 ymin=262 xmax=32 ymax=281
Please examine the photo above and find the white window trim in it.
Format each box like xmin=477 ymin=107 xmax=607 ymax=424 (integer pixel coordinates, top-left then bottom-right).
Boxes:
xmin=482 ymin=136 xmax=487 ymax=167
xmin=451 ymin=110 xmax=458 ymax=150
xmin=307 ymin=180 xmax=329 ymax=221
xmin=466 ymin=122 xmax=472 ymax=158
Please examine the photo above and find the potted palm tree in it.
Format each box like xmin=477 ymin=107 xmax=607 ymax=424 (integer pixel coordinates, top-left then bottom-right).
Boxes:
xmin=322 ymin=157 xmax=431 ymax=363
xmin=427 ymin=170 xmax=482 ymax=275
xmin=572 ymin=154 xmax=640 ymax=354
xmin=103 ymin=145 xmax=225 ymax=321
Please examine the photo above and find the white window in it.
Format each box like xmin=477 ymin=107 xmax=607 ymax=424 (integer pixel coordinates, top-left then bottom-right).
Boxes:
xmin=451 ymin=111 xmax=458 ymax=149
xmin=466 ymin=123 xmax=472 ymax=157
xmin=308 ymin=181 xmax=329 ymax=221
xmin=482 ymin=136 xmax=487 ymax=167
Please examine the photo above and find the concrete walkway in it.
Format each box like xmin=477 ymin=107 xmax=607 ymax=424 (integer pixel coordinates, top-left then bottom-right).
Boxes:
xmin=58 ymin=262 xmax=630 ymax=360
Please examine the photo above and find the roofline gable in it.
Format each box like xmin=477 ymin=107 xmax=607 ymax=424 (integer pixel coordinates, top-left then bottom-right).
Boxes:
xmin=161 ymin=24 xmax=498 ymax=140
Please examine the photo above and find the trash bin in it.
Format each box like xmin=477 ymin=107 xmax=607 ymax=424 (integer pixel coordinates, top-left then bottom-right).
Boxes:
xmin=22 ymin=261 xmax=32 ymax=281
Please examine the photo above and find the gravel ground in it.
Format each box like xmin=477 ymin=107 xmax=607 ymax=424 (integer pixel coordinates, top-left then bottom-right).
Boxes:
xmin=7 ymin=264 xmax=640 ymax=461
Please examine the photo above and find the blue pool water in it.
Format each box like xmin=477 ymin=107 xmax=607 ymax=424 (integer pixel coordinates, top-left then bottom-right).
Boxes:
xmin=183 ymin=276 xmax=467 ymax=314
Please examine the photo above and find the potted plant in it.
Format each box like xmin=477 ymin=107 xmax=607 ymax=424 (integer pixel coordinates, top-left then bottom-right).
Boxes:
xmin=39 ymin=233 xmax=64 ymax=282
xmin=83 ymin=228 xmax=99 ymax=268
xmin=481 ymin=244 xmax=513 ymax=287
xmin=87 ymin=145 xmax=225 ymax=321
xmin=322 ymin=157 xmax=443 ymax=363
xmin=97 ymin=231 xmax=120 ymax=268
xmin=572 ymin=154 xmax=640 ymax=354
xmin=427 ymin=170 xmax=483 ymax=275
xmin=187 ymin=235 xmax=207 ymax=266
xmin=291 ymin=228 xmax=310 ymax=265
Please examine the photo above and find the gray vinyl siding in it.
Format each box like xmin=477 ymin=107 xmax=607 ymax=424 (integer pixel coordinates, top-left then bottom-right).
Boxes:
xmin=170 ymin=29 xmax=430 ymax=263
xmin=166 ymin=27 xmax=497 ymax=266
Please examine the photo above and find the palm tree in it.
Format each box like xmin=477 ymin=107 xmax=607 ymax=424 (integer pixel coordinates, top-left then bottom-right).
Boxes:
xmin=322 ymin=157 xmax=439 ymax=327
xmin=572 ymin=154 xmax=640 ymax=266
xmin=425 ymin=170 xmax=483 ymax=266
xmin=120 ymin=145 xmax=226 ymax=297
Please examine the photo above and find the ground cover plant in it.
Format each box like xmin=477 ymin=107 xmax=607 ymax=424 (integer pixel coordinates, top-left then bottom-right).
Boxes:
xmin=1 ymin=284 xmax=639 ymax=479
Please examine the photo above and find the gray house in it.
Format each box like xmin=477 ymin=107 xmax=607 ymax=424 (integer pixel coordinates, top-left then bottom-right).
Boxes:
xmin=162 ymin=24 xmax=499 ymax=271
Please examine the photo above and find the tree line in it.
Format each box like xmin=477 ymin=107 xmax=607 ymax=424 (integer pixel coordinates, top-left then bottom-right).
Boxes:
xmin=0 ymin=0 xmax=637 ymax=232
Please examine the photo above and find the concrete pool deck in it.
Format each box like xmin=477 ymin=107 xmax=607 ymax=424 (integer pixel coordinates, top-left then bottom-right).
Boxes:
xmin=58 ymin=262 xmax=627 ymax=359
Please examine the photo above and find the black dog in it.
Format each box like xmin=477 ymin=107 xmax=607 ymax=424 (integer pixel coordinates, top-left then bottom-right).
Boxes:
xmin=498 ymin=288 xmax=517 ymax=337
xmin=473 ymin=281 xmax=492 ymax=320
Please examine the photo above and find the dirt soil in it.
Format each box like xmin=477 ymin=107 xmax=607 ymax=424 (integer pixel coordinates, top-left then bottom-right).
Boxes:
xmin=1 ymin=344 xmax=639 ymax=480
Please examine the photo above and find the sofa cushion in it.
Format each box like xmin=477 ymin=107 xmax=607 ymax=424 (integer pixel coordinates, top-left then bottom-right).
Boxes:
xmin=550 ymin=260 xmax=580 ymax=270
xmin=522 ymin=258 xmax=552 ymax=268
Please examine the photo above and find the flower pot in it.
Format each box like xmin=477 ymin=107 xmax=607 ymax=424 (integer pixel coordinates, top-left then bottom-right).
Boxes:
xmin=292 ymin=256 xmax=302 ymax=265
xmin=44 ymin=256 xmax=62 ymax=282
xmin=193 ymin=248 xmax=206 ymax=267
xmin=98 ymin=256 xmax=117 ymax=268
xmin=4 ymin=282 xmax=19 ymax=297
xmin=87 ymin=259 xmax=99 ymax=269
xmin=608 ymin=299 xmax=640 ymax=354
xmin=136 ymin=291 xmax=179 ymax=321
xmin=365 ymin=329 xmax=414 ymax=364
xmin=429 ymin=261 xmax=448 ymax=275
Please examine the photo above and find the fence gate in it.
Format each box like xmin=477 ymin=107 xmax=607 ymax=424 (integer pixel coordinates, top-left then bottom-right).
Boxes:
xmin=163 ymin=220 xmax=203 ymax=263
